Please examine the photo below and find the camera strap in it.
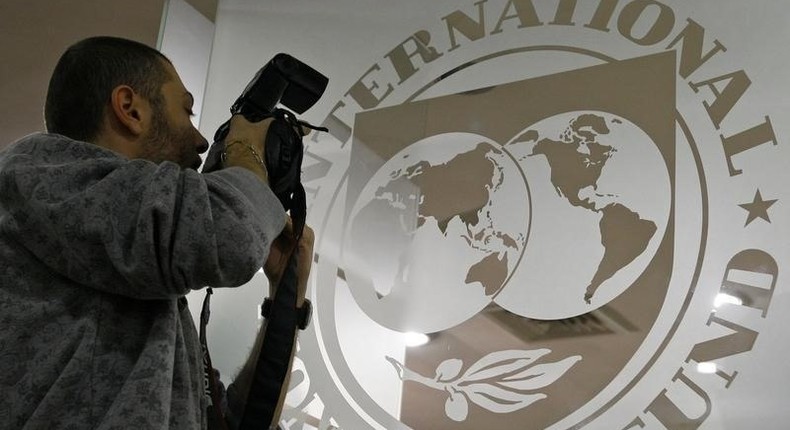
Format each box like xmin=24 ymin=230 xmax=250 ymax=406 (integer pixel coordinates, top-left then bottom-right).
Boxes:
xmin=265 ymin=108 xmax=325 ymax=242
xmin=199 ymin=288 xmax=230 ymax=430
xmin=199 ymin=248 xmax=302 ymax=430
xmin=200 ymin=108 xmax=323 ymax=429
xmin=239 ymin=250 xmax=300 ymax=430
xmin=236 ymin=113 xmax=321 ymax=428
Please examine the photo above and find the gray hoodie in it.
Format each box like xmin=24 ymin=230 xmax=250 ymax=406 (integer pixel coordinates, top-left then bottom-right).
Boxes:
xmin=0 ymin=133 xmax=286 ymax=429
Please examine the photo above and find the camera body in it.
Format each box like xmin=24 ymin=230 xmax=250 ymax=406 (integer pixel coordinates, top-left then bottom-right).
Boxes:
xmin=205 ymin=54 xmax=328 ymax=215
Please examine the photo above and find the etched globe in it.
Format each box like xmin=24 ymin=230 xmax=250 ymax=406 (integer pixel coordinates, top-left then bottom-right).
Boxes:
xmin=342 ymin=132 xmax=530 ymax=333
xmin=495 ymin=111 xmax=671 ymax=319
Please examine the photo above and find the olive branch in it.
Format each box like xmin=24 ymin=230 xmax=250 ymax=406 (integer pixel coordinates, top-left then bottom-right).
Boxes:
xmin=386 ymin=349 xmax=581 ymax=422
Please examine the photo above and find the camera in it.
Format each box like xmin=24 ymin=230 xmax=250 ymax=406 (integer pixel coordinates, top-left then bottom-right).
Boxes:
xmin=204 ymin=54 xmax=329 ymax=225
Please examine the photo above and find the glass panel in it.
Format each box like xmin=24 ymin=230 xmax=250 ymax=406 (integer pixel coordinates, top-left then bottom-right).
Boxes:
xmin=199 ymin=1 xmax=790 ymax=428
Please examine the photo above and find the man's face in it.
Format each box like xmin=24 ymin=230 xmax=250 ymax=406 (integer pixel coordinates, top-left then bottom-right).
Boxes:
xmin=139 ymin=62 xmax=209 ymax=169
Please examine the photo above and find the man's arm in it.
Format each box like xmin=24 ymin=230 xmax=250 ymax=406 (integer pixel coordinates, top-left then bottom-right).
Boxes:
xmin=227 ymin=222 xmax=315 ymax=427
xmin=0 ymin=133 xmax=286 ymax=299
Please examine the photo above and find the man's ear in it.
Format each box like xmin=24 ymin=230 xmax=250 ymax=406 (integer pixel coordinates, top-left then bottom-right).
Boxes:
xmin=108 ymin=85 xmax=150 ymax=137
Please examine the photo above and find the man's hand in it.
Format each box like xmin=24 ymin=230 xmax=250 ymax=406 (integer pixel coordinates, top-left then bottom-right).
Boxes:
xmin=222 ymin=115 xmax=273 ymax=184
xmin=263 ymin=219 xmax=314 ymax=303
xmin=230 ymin=221 xmax=314 ymax=421
xmin=226 ymin=115 xmax=271 ymax=154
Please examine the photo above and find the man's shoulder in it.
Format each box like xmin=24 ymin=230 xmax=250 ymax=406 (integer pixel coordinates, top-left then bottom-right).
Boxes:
xmin=1 ymin=132 xmax=121 ymax=163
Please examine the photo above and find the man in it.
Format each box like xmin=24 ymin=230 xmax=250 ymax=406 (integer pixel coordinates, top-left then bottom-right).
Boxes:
xmin=0 ymin=36 xmax=312 ymax=429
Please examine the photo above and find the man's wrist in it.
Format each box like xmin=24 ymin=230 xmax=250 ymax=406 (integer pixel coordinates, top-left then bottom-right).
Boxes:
xmin=224 ymin=140 xmax=263 ymax=164
xmin=222 ymin=140 xmax=268 ymax=183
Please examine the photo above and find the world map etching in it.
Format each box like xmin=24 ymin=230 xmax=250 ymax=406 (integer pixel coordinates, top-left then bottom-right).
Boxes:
xmin=526 ymin=113 xmax=657 ymax=303
xmin=344 ymin=112 xmax=665 ymax=330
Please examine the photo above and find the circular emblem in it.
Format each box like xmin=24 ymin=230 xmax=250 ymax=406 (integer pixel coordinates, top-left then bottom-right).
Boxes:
xmin=281 ymin=2 xmax=784 ymax=429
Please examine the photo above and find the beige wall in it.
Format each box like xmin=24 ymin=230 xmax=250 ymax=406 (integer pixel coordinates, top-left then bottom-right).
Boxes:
xmin=0 ymin=0 xmax=168 ymax=149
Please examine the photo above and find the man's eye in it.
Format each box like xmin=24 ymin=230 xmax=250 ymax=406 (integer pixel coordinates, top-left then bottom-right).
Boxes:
xmin=186 ymin=109 xmax=195 ymax=117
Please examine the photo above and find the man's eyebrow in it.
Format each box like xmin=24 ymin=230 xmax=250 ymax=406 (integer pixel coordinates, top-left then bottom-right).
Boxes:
xmin=184 ymin=91 xmax=195 ymax=106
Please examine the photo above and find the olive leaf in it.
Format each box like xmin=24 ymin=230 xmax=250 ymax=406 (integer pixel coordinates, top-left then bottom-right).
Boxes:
xmin=498 ymin=356 xmax=582 ymax=391
xmin=461 ymin=349 xmax=551 ymax=382
xmin=463 ymin=385 xmax=545 ymax=414
xmin=387 ymin=349 xmax=582 ymax=422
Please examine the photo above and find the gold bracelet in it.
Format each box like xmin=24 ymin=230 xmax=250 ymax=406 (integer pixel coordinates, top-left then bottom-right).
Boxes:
xmin=222 ymin=140 xmax=264 ymax=167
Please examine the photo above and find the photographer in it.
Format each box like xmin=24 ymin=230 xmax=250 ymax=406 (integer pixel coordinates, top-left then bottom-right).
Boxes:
xmin=0 ymin=36 xmax=312 ymax=429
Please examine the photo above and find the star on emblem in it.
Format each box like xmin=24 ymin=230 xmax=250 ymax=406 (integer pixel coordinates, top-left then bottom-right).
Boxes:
xmin=738 ymin=190 xmax=778 ymax=226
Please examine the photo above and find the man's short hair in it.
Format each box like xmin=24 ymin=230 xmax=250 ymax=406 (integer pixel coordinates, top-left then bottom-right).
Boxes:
xmin=44 ymin=36 xmax=172 ymax=142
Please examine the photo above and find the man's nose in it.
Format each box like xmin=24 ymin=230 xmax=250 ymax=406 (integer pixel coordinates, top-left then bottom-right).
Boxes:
xmin=196 ymin=133 xmax=209 ymax=154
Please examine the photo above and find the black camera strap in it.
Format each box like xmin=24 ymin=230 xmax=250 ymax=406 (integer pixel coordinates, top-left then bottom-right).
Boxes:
xmin=200 ymin=188 xmax=305 ymax=429
xmin=239 ymin=250 xmax=300 ymax=429
xmin=264 ymin=108 xmax=325 ymax=242
xmin=200 ymin=105 xmax=324 ymax=429
xmin=236 ymin=114 xmax=318 ymax=428
xmin=199 ymin=288 xmax=230 ymax=430
xmin=199 ymin=250 xmax=300 ymax=430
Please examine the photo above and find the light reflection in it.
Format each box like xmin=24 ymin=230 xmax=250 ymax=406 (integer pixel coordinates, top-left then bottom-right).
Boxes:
xmin=714 ymin=293 xmax=743 ymax=308
xmin=404 ymin=332 xmax=430 ymax=347
xmin=697 ymin=362 xmax=717 ymax=374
